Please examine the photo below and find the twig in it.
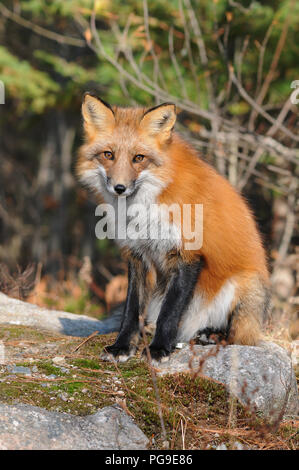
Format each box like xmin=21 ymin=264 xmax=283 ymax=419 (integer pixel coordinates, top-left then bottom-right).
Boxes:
xmin=168 ymin=26 xmax=189 ymax=100
xmin=140 ymin=318 xmax=168 ymax=447
xmin=180 ymin=418 xmax=187 ymax=450
xmin=228 ymin=0 xmax=252 ymax=14
xmin=143 ymin=0 xmax=167 ymax=93
xmin=178 ymin=0 xmax=201 ymax=104
xmin=73 ymin=331 xmax=99 ymax=352
xmin=255 ymin=21 xmax=275 ymax=98
xmin=236 ymin=35 xmax=250 ymax=84
xmin=238 ymin=97 xmax=296 ymax=189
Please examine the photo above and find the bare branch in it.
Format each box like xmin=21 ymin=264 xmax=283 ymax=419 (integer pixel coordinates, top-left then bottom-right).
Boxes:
xmin=142 ymin=0 xmax=167 ymax=93
xmin=229 ymin=65 xmax=299 ymax=142
xmin=249 ymin=4 xmax=293 ymax=130
xmin=228 ymin=0 xmax=252 ymax=14
xmin=274 ymin=177 xmax=298 ymax=266
xmin=178 ymin=0 xmax=201 ymax=104
xmin=0 ymin=4 xmax=85 ymax=47
xmin=239 ymin=98 xmax=297 ymax=189
xmin=168 ymin=26 xmax=189 ymax=100
xmin=255 ymin=21 xmax=275 ymax=98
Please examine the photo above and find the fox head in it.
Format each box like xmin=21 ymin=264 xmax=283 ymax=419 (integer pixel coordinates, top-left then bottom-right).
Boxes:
xmin=77 ymin=93 xmax=177 ymax=199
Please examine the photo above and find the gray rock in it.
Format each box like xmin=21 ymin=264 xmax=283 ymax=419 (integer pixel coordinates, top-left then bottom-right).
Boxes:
xmin=156 ymin=341 xmax=299 ymax=422
xmin=6 ymin=365 xmax=32 ymax=376
xmin=0 ymin=292 xmax=122 ymax=337
xmin=0 ymin=403 xmax=148 ymax=450
xmin=291 ymin=340 xmax=299 ymax=366
xmin=216 ymin=443 xmax=228 ymax=450
xmin=233 ymin=441 xmax=246 ymax=450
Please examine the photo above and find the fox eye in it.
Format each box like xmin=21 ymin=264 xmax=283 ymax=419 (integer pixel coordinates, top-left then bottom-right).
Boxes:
xmin=103 ymin=151 xmax=114 ymax=160
xmin=133 ymin=154 xmax=145 ymax=163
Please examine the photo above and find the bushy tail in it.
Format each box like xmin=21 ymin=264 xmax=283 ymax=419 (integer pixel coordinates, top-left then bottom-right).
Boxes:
xmin=228 ymin=279 xmax=271 ymax=346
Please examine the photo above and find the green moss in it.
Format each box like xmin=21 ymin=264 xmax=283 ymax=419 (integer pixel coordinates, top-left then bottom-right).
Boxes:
xmin=118 ymin=360 xmax=149 ymax=378
xmin=15 ymin=361 xmax=35 ymax=367
xmin=58 ymin=382 xmax=84 ymax=394
xmin=0 ymin=378 xmax=113 ymax=416
xmin=71 ymin=358 xmax=101 ymax=370
xmin=0 ymin=325 xmax=46 ymax=341
xmin=37 ymin=361 xmax=69 ymax=377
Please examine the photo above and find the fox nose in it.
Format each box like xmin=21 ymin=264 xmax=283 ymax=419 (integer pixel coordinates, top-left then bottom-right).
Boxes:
xmin=114 ymin=184 xmax=126 ymax=195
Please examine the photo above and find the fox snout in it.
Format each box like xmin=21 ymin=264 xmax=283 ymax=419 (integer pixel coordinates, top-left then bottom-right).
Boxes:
xmin=114 ymin=184 xmax=126 ymax=195
xmin=106 ymin=175 xmax=136 ymax=197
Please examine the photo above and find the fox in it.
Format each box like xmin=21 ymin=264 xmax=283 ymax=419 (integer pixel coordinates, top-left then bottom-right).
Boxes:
xmin=76 ymin=92 xmax=271 ymax=363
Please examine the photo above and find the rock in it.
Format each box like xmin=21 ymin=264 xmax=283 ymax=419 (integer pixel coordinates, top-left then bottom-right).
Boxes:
xmin=156 ymin=342 xmax=299 ymax=422
xmin=290 ymin=340 xmax=299 ymax=366
xmin=0 ymin=403 xmax=148 ymax=450
xmin=0 ymin=292 xmax=122 ymax=337
xmin=232 ymin=441 xmax=246 ymax=450
xmin=58 ymin=392 xmax=69 ymax=402
xmin=6 ymin=365 xmax=32 ymax=376
xmin=216 ymin=443 xmax=227 ymax=450
xmin=52 ymin=356 xmax=65 ymax=364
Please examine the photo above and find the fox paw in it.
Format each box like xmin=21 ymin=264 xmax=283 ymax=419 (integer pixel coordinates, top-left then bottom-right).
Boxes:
xmin=100 ymin=344 xmax=136 ymax=363
xmin=142 ymin=346 xmax=171 ymax=365
xmin=196 ymin=332 xmax=226 ymax=346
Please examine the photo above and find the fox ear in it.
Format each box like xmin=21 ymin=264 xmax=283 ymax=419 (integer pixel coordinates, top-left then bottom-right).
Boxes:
xmin=82 ymin=93 xmax=115 ymax=136
xmin=140 ymin=103 xmax=176 ymax=143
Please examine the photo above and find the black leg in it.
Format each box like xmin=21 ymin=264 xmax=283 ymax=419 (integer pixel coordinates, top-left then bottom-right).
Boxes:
xmin=104 ymin=258 xmax=142 ymax=360
xmin=148 ymin=260 xmax=203 ymax=361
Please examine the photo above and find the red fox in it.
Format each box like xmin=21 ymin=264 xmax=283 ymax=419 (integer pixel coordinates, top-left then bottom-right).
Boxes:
xmin=76 ymin=93 xmax=270 ymax=362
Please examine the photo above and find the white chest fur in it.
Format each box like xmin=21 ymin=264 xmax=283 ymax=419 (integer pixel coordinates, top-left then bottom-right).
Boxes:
xmin=113 ymin=186 xmax=182 ymax=262
xmin=97 ymin=173 xmax=181 ymax=263
xmin=81 ymin=165 xmax=181 ymax=264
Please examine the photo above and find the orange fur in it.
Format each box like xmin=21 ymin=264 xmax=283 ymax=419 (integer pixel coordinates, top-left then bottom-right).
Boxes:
xmin=156 ymin=135 xmax=269 ymax=300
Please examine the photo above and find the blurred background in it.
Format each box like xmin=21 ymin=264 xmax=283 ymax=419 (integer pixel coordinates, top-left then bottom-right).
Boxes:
xmin=0 ymin=0 xmax=298 ymax=339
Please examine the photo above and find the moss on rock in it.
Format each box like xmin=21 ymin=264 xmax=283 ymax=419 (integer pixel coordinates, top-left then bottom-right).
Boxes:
xmin=0 ymin=324 xmax=298 ymax=449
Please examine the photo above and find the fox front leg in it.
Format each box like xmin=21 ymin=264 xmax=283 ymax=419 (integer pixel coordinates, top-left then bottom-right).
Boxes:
xmin=102 ymin=259 xmax=141 ymax=362
xmin=147 ymin=260 xmax=203 ymax=363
